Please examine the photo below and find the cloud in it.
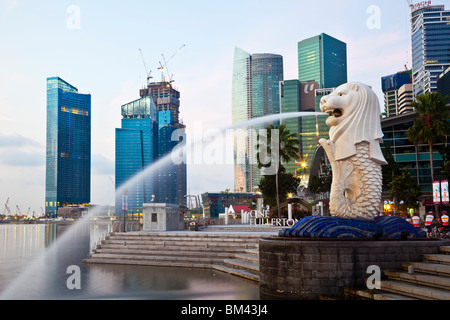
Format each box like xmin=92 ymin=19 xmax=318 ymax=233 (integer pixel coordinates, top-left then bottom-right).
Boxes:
xmin=3 ymin=0 xmax=18 ymax=14
xmin=0 ymin=150 xmax=44 ymax=167
xmin=0 ymin=115 xmax=13 ymax=122
xmin=92 ymin=153 xmax=114 ymax=176
xmin=0 ymin=133 xmax=41 ymax=148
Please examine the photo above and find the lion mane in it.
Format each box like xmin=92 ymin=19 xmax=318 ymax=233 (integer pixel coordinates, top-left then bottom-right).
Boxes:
xmin=327 ymin=82 xmax=387 ymax=165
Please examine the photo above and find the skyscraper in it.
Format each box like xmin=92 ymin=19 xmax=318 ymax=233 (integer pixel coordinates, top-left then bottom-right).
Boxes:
xmin=381 ymin=70 xmax=413 ymax=117
xmin=279 ymin=80 xmax=321 ymax=180
xmin=298 ymin=33 xmax=347 ymax=89
xmin=115 ymin=94 xmax=158 ymax=216
xmin=295 ymin=33 xmax=347 ymax=185
xmin=411 ymin=4 xmax=450 ymax=97
xmin=232 ymin=47 xmax=283 ymax=193
xmin=115 ymin=81 xmax=186 ymax=216
xmin=46 ymin=77 xmax=91 ymax=217
xmin=155 ymin=109 xmax=186 ymax=206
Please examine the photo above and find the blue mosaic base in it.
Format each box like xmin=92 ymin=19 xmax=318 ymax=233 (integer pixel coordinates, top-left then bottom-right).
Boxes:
xmin=278 ymin=215 xmax=427 ymax=239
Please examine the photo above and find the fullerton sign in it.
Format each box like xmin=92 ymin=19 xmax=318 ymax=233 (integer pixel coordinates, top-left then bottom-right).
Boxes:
xmin=410 ymin=1 xmax=432 ymax=12
xmin=247 ymin=210 xmax=298 ymax=227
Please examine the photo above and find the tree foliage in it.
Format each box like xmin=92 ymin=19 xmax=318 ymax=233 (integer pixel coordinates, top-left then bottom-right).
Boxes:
xmin=258 ymin=164 xmax=299 ymax=209
xmin=406 ymin=92 xmax=450 ymax=181
xmin=308 ymin=160 xmax=332 ymax=195
xmin=389 ymin=171 xmax=421 ymax=210
xmin=257 ymin=124 xmax=299 ymax=214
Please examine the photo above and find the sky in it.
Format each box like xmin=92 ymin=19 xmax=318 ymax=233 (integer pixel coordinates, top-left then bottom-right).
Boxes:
xmin=0 ymin=0 xmax=419 ymax=214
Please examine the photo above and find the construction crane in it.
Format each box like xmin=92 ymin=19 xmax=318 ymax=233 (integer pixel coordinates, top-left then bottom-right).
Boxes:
xmin=3 ymin=197 xmax=10 ymax=216
xmin=158 ymin=44 xmax=186 ymax=83
xmin=139 ymin=48 xmax=153 ymax=86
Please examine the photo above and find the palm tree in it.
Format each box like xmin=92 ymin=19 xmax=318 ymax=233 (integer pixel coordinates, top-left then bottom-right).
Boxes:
xmin=257 ymin=124 xmax=299 ymax=215
xmin=406 ymin=93 xmax=450 ymax=183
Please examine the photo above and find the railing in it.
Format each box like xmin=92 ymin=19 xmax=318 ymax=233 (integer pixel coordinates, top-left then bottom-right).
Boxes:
xmin=112 ymin=221 xmax=142 ymax=232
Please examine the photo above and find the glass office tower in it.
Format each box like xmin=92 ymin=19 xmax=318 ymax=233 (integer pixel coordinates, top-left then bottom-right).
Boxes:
xmin=298 ymin=33 xmax=347 ymax=89
xmin=279 ymin=80 xmax=328 ymax=184
xmin=115 ymin=82 xmax=187 ymax=216
xmin=115 ymin=95 xmax=157 ymax=215
xmin=155 ymin=110 xmax=186 ymax=206
xmin=295 ymin=33 xmax=347 ymax=185
xmin=381 ymin=70 xmax=413 ymax=117
xmin=232 ymin=47 xmax=283 ymax=193
xmin=46 ymin=77 xmax=91 ymax=217
xmin=411 ymin=4 xmax=450 ymax=97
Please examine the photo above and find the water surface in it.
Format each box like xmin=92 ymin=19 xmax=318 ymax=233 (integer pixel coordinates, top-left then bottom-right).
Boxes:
xmin=0 ymin=223 xmax=260 ymax=300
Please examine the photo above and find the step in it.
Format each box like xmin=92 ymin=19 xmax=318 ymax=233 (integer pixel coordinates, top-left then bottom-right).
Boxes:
xmin=233 ymin=253 xmax=259 ymax=264
xmin=440 ymin=246 xmax=450 ymax=255
xmin=212 ymin=264 xmax=259 ymax=282
xmin=385 ymin=270 xmax=450 ymax=291
xmin=83 ymin=258 xmax=211 ymax=269
xmin=104 ymin=239 xmax=259 ymax=247
xmin=223 ymin=258 xmax=259 ymax=273
xmin=344 ymin=288 xmax=418 ymax=300
xmin=93 ymin=248 xmax=235 ymax=259
xmin=109 ymin=231 xmax=269 ymax=239
xmin=97 ymin=244 xmax=256 ymax=253
xmin=423 ymin=254 xmax=450 ymax=266
xmin=381 ymin=280 xmax=450 ymax=300
xmin=403 ymin=262 xmax=450 ymax=277
xmin=86 ymin=253 xmax=224 ymax=264
xmin=107 ymin=234 xmax=262 ymax=242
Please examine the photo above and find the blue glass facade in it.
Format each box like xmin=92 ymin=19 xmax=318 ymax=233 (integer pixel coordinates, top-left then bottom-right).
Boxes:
xmin=295 ymin=33 xmax=347 ymax=184
xmin=381 ymin=71 xmax=412 ymax=92
xmin=438 ymin=67 xmax=450 ymax=98
xmin=155 ymin=110 xmax=186 ymax=205
xmin=115 ymin=83 xmax=186 ymax=216
xmin=381 ymin=113 xmax=447 ymax=195
xmin=411 ymin=5 xmax=450 ymax=96
xmin=115 ymin=96 xmax=157 ymax=215
xmin=46 ymin=77 xmax=91 ymax=217
xmin=298 ymin=33 xmax=347 ymax=89
xmin=232 ymin=47 xmax=283 ymax=192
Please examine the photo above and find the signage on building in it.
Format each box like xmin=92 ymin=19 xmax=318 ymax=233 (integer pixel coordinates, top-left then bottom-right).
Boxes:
xmin=410 ymin=1 xmax=432 ymax=13
xmin=301 ymin=82 xmax=318 ymax=111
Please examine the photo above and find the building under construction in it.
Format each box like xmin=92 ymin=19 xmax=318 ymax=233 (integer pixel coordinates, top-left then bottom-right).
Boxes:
xmin=140 ymin=81 xmax=182 ymax=124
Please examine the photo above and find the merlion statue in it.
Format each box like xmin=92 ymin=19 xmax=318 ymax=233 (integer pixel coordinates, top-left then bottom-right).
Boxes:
xmin=319 ymin=82 xmax=387 ymax=220
xmin=279 ymin=81 xmax=426 ymax=238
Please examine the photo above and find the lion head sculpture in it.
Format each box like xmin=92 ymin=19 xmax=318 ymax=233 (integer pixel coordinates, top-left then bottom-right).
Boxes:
xmin=319 ymin=82 xmax=387 ymax=165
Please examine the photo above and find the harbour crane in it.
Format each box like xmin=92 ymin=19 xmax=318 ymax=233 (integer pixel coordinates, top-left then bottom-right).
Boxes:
xmin=3 ymin=197 xmax=11 ymax=216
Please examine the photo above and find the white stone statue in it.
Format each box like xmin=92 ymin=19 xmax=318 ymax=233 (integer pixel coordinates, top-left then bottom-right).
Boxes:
xmin=319 ymin=82 xmax=387 ymax=220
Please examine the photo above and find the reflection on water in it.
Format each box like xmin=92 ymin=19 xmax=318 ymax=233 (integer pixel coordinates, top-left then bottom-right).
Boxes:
xmin=0 ymin=223 xmax=260 ymax=300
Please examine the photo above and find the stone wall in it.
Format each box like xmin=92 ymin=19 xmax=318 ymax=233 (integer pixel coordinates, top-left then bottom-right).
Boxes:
xmin=259 ymin=237 xmax=446 ymax=299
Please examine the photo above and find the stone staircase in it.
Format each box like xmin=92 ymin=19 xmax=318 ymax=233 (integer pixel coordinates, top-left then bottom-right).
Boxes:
xmin=82 ymin=230 xmax=277 ymax=282
xmin=347 ymin=245 xmax=450 ymax=300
